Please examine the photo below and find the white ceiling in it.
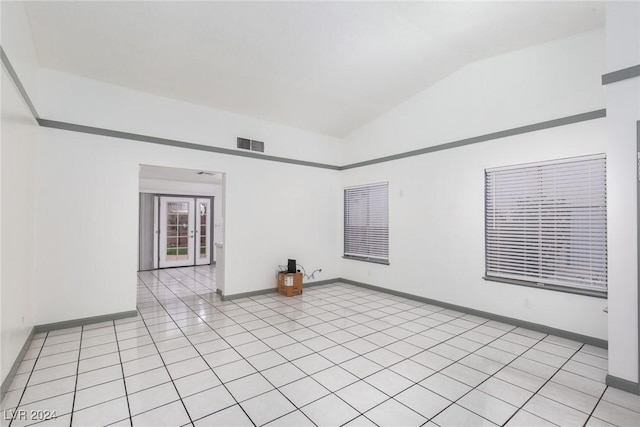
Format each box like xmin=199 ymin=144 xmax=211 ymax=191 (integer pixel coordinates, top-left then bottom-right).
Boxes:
xmin=23 ymin=1 xmax=604 ymax=138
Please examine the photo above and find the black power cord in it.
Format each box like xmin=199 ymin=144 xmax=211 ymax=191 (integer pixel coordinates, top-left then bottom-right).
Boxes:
xmin=276 ymin=262 xmax=322 ymax=280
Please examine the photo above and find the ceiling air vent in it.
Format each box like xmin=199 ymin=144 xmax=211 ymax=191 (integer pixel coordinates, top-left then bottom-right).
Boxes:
xmin=251 ymin=140 xmax=264 ymax=152
xmin=237 ymin=137 xmax=251 ymax=150
xmin=237 ymin=137 xmax=265 ymax=153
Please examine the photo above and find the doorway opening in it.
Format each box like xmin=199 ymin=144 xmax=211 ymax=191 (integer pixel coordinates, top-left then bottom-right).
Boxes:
xmin=138 ymin=165 xmax=223 ymax=272
xmin=159 ymin=196 xmax=212 ymax=268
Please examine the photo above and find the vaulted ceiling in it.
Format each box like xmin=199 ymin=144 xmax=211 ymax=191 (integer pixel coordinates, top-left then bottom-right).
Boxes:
xmin=23 ymin=1 xmax=604 ymax=137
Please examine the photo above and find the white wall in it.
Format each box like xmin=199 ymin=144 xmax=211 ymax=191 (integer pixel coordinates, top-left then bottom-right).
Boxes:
xmin=139 ymin=177 xmax=220 ymax=197
xmin=0 ymin=71 xmax=37 ymax=389
xmin=32 ymin=72 xmax=342 ymax=324
xmin=37 ymin=68 xmax=343 ymax=166
xmin=0 ymin=60 xmax=36 ymax=387
xmin=341 ymin=29 xmax=609 ymax=340
xmin=343 ymin=29 xmax=605 ymax=164
xmin=31 ymin=68 xmax=342 ymax=320
xmin=1 ymin=1 xmax=39 ymax=387
xmin=1 ymin=1 xmax=39 ymax=107
xmin=605 ymin=0 xmax=640 ymax=385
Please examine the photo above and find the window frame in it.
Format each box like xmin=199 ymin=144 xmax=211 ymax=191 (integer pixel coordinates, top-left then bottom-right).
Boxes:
xmin=343 ymin=182 xmax=390 ymax=265
xmin=484 ymin=154 xmax=607 ymax=297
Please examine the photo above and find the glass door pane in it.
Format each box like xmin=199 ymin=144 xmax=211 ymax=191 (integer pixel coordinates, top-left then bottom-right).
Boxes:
xmin=159 ymin=198 xmax=195 ymax=268
xmin=195 ymin=198 xmax=211 ymax=265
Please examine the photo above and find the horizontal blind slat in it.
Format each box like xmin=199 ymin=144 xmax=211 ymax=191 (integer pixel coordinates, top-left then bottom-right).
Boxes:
xmin=485 ymin=154 xmax=607 ymax=291
xmin=345 ymin=183 xmax=389 ymax=261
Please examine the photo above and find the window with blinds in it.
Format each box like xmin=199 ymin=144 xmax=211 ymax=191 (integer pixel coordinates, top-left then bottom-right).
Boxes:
xmin=344 ymin=183 xmax=389 ymax=263
xmin=485 ymin=154 xmax=607 ymax=292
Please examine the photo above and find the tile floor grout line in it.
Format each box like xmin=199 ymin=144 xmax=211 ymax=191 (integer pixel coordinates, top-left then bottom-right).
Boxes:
xmin=145 ymin=269 xmax=330 ymax=425
xmin=299 ymin=292 xmax=514 ymax=424
xmin=147 ymin=269 xmax=337 ymax=426
xmin=160 ymin=270 xmax=616 ymax=420
xmin=363 ymin=318 xmax=539 ymax=426
xmin=68 ymin=325 xmax=85 ymax=426
xmin=238 ymin=295 xmax=502 ymax=424
xmin=501 ymin=357 xmax=607 ymax=391
xmin=429 ymin=328 xmax=551 ymax=426
xmin=14 ymin=312 xmax=586 ymax=426
xmin=10 ymin=266 xmax=624 ymax=427
xmin=25 ymin=318 xmax=586 ymax=382
xmin=262 ymin=277 xmax=602 ymax=417
xmin=153 ymin=272 xmax=496 ymax=407
xmin=7 ymin=332 xmax=49 ymax=427
xmin=26 ymin=346 xmax=121 ymax=374
xmin=112 ymin=320 xmax=134 ymax=427
xmin=501 ymin=342 xmax=587 ymax=426
xmin=136 ymin=302 xmax=198 ymax=426
xmin=369 ymin=310 xmax=607 ymax=399
xmin=166 ymin=273 xmax=445 ymax=360
xmin=138 ymin=275 xmax=259 ymax=427
xmin=583 ymin=384 xmax=609 ymax=426
xmin=146 ymin=273 xmax=607 ymax=403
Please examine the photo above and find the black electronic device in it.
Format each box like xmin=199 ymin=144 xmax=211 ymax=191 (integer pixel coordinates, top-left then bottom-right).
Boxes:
xmin=287 ymin=259 xmax=297 ymax=274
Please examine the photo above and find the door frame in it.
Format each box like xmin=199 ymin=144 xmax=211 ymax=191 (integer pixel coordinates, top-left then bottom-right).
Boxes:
xmin=151 ymin=193 xmax=214 ymax=269
xmin=195 ymin=198 xmax=212 ymax=266
xmin=159 ymin=197 xmax=196 ymax=268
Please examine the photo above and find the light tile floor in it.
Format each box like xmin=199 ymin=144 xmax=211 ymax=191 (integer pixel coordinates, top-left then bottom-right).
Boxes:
xmin=2 ymin=266 xmax=640 ymax=426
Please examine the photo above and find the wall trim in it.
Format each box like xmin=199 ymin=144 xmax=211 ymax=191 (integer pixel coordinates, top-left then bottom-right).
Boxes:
xmin=602 ymin=64 xmax=640 ymax=85
xmin=36 ymin=110 xmax=608 ymax=171
xmin=222 ymin=276 xmax=607 ymax=348
xmin=338 ymin=278 xmax=608 ymax=349
xmin=33 ymin=310 xmax=138 ymax=333
xmin=341 ymin=110 xmax=607 ymax=170
xmin=0 ymin=327 xmax=35 ymax=401
xmin=1 ymin=47 xmax=607 ymax=172
xmin=37 ymin=118 xmax=340 ymax=171
xmin=303 ymin=278 xmax=339 ymax=288
xmin=637 ymin=120 xmax=640 ymax=391
xmin=606 ymin=374 xmax=640 ymax=395
xmin=1 ymin=309 xmax=138 ymax=401
xmin=221 ymin=278 xmax=337 ymax=301
xmin=0 ymin=46 xmax=40 ymax=120
xmin=221 ymin=288 xmax=274 ymax=301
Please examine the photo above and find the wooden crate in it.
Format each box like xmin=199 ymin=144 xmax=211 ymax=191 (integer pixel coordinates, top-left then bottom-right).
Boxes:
xmin=277 ymin=272 xmax=303 ymax=297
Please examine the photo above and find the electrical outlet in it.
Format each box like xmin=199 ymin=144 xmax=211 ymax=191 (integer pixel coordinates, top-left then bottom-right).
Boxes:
xmin=523 ymin=298 xmax=531 ymax=309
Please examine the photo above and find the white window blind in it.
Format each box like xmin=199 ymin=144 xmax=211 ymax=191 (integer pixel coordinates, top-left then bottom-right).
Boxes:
xmin=485 ymin=154 xmax=607 ymax=292
xmin=344 ymin=183 xmax=389 ymax=263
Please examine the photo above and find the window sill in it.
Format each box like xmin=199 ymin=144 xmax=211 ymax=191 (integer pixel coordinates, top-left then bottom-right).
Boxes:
xmin=343 ymin=256 xmax=390 ymax=265
xmin=482 ymin=276 xmax=607 ymax=299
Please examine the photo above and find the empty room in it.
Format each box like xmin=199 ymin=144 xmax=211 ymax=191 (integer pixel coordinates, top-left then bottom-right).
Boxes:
xmin=1 ymin=1 xmax=639 ymax=426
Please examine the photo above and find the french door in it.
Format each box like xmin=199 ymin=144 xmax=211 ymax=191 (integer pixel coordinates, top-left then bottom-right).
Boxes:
xmin=159 ymin=198 xmax=194 ymax=268
xmin=158 ymin=197 xmax=211 ymax=268
xmin=195 ymin=198 xmax=211 ymax=266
